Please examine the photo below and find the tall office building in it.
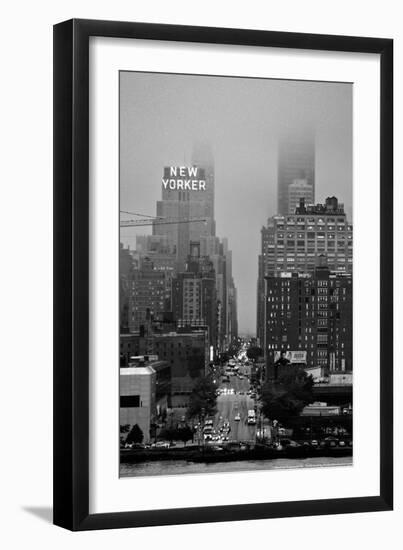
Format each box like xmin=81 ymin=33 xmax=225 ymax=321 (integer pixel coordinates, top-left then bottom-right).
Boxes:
xmin=192 ymin=141 xmax=215 ymax=226
xmin=261 ymin=197 xmax=352 ymax=275
xmin=120 ymin=243 xmax=134 ymax=333
xmin=256 ymin=197 xmax=353 ymax=345
xmin=128 ymin=257 xmax=171 ymax=333
xmin=277 ymin=131 xmax=315 ymax=215
xmin=153 ymin=143 xmax=216 ymax=271
xmin=222 ymin=237 xmax=238 ymax=344
xmin=172 ymin=242 xmax=218 ymax=348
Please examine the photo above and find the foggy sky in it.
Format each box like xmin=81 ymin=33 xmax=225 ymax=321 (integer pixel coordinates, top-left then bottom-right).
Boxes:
xmin=120 ymin=71 xmax=352 ymax=335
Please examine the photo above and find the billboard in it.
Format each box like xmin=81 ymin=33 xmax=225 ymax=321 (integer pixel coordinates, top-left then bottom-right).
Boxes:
xmin=162 ymin=166 xmax=206 ymax=191
xmin=274 ymin=350 xmax=307 ymax=364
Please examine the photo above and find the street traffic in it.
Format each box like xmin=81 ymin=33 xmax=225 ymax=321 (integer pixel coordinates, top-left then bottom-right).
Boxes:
xmin=200 ymin=359 xmax=262 ymax=446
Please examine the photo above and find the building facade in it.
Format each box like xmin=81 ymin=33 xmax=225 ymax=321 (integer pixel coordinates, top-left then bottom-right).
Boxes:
xmin=172 ymin=241 xmax=218 ymax=349
xmin=265 ymin=263 xmax=352 ymax=375
xmin=256 ymin=197 xmax=352 ymax=344
xmin=120 ymin=244 xmax=134 ymax=333
xmin=152 ymin=330 xmax=209 ymax=408
xmin=262 ymin=197 xmax=352 ymax=275
xmin=128 ymin=257 xmax=171 ymax=333
xmin=120 ymin=366 xmax=156 ymax=444
xmin=153 ymin=163 xmax=215 ymax=271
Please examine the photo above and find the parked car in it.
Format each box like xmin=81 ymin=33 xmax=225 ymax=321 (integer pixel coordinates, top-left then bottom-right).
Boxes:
xmin=279 ymin=439 xmax=300 ymax=448
xmin=234 ymin=413 xmax=241 ymax=421
xmin=321 ymin=437 xmax=338 ymax=448
xmin=153 ymin=441 xmax=170 ymax=449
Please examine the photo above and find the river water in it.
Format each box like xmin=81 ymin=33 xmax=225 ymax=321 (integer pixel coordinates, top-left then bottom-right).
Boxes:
xmin=120 ymin=456 xmax=352 ymax=477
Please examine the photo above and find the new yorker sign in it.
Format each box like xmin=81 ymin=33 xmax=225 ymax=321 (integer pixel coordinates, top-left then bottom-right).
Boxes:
xmin=162 ymin=166 xmax=206 ymax=191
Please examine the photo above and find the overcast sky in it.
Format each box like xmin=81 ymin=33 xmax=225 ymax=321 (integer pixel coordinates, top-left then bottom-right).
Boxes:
xmin=120 ymin=71 xmax=352 ymax=335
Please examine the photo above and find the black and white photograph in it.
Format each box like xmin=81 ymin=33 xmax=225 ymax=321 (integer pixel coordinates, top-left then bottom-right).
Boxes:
xmin=119 ymin=71 xmax=353 ymax=477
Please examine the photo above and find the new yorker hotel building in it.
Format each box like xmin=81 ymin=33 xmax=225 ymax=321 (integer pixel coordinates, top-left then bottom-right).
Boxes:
xmin=154 ymin=165 xmax=215 ymax=272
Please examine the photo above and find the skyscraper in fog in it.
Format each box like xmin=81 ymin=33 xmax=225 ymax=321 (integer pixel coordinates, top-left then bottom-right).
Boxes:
xmin=153 ymin=143 xmax=216 ymax=271
xmin=277 ymin=131 xmax=315 ymax=215
xmin=287 ymin=179 xmax=314 ymax=214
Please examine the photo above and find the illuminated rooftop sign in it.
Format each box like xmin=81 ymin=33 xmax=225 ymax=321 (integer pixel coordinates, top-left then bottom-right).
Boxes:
xmin=162 ymin=166 xmax=206 ymax=191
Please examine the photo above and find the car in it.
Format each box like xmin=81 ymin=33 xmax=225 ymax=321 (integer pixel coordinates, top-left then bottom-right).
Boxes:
xmin=204 ymin=419 xmax=214 ymax=427
xmin=239 ymin=391 xmax=245 ymax=395
xmin=338 ymin=439 xmax=346 ymax=447
xmin=124 ymin=442 xmax=145 ymax=449
xmin=234 ymin=413 xmax=241 ymax=421
xmin=279 ymin=439 xmax=300 ymax=448
xmin=222 ymin=436 xmax=229 ymax=442
xmin=154 ymin=441 xmax=170 ymax=448
xmin=321 ymin=437 xmax=338 ymax=448
xmin=311 ymin=439 xmax=319 ymax=447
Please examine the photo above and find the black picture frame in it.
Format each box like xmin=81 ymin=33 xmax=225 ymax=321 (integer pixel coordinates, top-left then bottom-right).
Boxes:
xmin=53 ymin=18 xmax=393 ymax=531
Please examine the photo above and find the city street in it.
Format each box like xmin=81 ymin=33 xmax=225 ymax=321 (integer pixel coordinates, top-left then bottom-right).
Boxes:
xmin=211 ymin=370 xmax=257 ymax=443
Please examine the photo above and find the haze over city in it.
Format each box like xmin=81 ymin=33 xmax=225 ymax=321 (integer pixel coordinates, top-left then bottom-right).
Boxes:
xmin=120 ymin=71 xmax=352 ymax=334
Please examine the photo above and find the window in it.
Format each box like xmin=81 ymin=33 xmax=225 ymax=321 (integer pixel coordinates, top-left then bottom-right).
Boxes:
xmin=120 ymin=395 xmax=140 ymax=408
